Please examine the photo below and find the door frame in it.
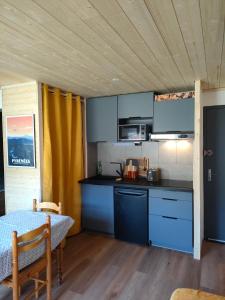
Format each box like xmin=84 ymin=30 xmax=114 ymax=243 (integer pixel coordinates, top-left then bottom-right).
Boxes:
xmin=203 ymin=105 xmax=225 ymax=240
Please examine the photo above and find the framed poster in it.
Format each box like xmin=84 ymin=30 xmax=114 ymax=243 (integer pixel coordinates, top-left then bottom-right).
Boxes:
xmin=6 ymin=115 xmax=36 ymax=168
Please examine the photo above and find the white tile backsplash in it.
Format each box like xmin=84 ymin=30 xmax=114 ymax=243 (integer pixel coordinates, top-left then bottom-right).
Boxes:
xmin=97 ymin=140 xmax=193 ymax=181
xmin=176 ymin=140 xmax=193 ymax=165
xmin=158 ymin=141 xmax=177 ymax=164
xmin=142 ymin=141 xmax=158 ymax=164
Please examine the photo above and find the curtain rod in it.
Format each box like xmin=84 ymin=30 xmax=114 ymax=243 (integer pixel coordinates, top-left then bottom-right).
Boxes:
xmin=43 ymin=85 xmax=85 ymax=101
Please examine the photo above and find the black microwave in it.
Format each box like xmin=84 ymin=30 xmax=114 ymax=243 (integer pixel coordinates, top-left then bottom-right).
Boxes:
xmin=118 ymin=124 xmax=149 ymax=141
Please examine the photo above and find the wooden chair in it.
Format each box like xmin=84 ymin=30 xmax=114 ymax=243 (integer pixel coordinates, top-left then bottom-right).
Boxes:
xmin=33 ymin=199 xmax=62 ymax=215
xmin=33 ymin=199 xmax=63 ymax=285
xmin=170 ymin=288 xmax=225 ymax=300
xmin=2 ymin=216 xmax=52 ymax=300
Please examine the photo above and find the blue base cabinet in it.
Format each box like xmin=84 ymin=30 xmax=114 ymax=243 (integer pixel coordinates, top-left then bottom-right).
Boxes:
xmin=149 ymin=189 xmax=193 ymax=253
xmin=81 ymin=184 xmax=114 ymax=234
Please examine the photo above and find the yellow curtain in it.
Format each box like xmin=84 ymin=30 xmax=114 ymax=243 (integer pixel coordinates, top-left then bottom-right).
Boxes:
xmin=42 ymin=84 xmax=84 ymax=235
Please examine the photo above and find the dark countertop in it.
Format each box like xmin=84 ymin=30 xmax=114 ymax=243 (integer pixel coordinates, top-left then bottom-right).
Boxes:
xmin=79 ymin=175 xmax=193 ymax=192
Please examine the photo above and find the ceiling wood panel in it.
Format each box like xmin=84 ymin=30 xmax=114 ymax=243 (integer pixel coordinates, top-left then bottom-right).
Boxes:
xmin=116 ymin=0 xmax=185 ymax=90
xmin=200 ymin=0 xmax=225 ymax=89
xmin=89 ymin=0 xmax=172 ymax=90
xmin=0 ymin=0 xmax=224 ymax=96
xmin=0 ymin=70 xmax=30 ymax=87
xmin=1 ymin=0 xmax=135 ymax=94
xmin=33 ymin=0 xmax=154 ymax=91
xmin=144 ymin=0 xmax=195 ymax=87
xmin=172 ymin=0 xmax=208 ymax=85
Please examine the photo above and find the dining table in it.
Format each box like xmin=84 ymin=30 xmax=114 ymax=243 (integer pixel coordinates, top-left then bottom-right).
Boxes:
xmin=0 ymin=210 xmax=74 ymax=282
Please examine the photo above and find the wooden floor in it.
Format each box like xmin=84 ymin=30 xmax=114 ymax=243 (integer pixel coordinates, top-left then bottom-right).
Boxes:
xmin=1 ymin=232 xmax=225 ymax=300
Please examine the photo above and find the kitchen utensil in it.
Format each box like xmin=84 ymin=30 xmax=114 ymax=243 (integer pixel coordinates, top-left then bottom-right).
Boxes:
xmin=147 ymin=168 xmax=161 ymax=182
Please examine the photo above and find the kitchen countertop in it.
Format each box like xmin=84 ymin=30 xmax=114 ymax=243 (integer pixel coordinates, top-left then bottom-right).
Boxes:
xmin=79 ymin=175 xmax=193 ymax=192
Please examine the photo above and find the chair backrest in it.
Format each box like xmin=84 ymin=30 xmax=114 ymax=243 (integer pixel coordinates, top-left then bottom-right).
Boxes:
xmin=33 ymin=199 xmax=62 ymax=215
xmin=12 ymin=215 xmax=51 ymax=280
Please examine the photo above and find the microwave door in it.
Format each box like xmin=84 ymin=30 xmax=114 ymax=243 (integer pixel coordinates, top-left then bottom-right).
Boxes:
xmin=119 ymin=125 xmax=142 ymax=141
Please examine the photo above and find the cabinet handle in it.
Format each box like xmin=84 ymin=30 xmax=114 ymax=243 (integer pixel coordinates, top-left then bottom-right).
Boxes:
xmin=208 ymin=169 xmax=212 ymax=182
xmin=162 ymin=216 xmax=178 ymax=220
xmin=116 ymin=191 xmax=146 ymax=197
xmin=162 ymin=198 xmax=178 ymax=202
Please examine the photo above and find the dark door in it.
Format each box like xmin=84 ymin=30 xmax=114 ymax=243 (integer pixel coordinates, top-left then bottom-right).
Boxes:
xmin=114 ymin=188 xmax=148 ymax=245
xmin=204 ymin=106 xmax=225 ymax=242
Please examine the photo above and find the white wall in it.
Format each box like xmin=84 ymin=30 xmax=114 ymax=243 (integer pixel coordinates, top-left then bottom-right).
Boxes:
xmin=98 ymin=140 xmax=193 ymax=181
xmin=0 ymin=89 xmax=2 ymax=110
xmin=1 ymin=81 xmax=42 ymax=213
xmin=202 ymin=88 xmax=225 ymax=106
xmin=193 ymin=81 xmax=204 ymax=259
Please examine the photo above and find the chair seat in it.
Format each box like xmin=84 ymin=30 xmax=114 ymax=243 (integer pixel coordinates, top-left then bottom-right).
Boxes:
xmin=171 ymin=289 xmax=225 ymax=300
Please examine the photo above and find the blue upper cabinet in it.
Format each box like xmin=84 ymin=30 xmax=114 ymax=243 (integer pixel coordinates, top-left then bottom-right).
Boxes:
xmin=153 ymin=98 xmax=194 ymax=132
xmin=86 ymin=96 xmax=118 ymax=142
xmin=118 ymin=92 xmax=154 ymax=119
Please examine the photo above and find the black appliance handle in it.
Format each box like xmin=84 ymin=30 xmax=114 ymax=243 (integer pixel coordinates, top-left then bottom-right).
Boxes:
xmin=116 ymin=191 xmax=146 ymax=197
xmin=162 ymin=216 xmax=178 ymax=220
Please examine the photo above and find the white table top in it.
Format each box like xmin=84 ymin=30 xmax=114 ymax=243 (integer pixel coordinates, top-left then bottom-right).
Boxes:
xmin=0 ymin=210 xmax=74 ymax=282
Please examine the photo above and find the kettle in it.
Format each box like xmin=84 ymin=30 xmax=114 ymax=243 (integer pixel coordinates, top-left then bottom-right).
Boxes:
xmin=147 ymin=168 xmax=161 ymax=182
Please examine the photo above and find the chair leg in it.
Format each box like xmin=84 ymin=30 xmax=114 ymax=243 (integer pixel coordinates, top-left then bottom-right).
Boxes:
xmin=57 ymin=243 xmax=63 ymax=285
xmin=35 ymin=273 xmax=39 ymax=299
xmin=13 ymin=284 xmax=19 ymax=300
xmin=12 ymin=272 xmax=19 ymax=300
xmin=46 ymin=256 xmax=52 ymax=300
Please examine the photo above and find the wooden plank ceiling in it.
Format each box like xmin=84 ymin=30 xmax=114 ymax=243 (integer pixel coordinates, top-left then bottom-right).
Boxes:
xmin=0 ymin=0 xmax=224 ymax=97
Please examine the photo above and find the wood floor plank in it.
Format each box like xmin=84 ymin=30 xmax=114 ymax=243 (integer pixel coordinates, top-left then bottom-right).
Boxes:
xmin=200 ymin=241 xmax=225 ymax=296
xmin=1 ymin=233 xmax=225 ymax=300
xmin=102 ymin=246 xmax=148 ymax=299
xmin=116 ymin=271 xmax=148 ymax=300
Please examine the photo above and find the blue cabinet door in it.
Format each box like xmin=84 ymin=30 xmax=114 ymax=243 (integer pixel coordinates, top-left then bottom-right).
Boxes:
xmin=118 ymin=92 xmax=154 ymax=118
xmin=86 ymin=96 xmax=117 ymax=142
xmin=149 ymin=215 xmax=193 ymax=253
xmin=153 ymin=98 xmax=194 ymax=132
xmin=81 ymin=184 xmax=114 ymax=234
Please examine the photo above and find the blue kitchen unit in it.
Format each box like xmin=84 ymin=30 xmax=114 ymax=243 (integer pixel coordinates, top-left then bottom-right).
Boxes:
xmin=153 ymin=98 xmax=194 ymax=132
xmin=149 ymin=189 xmax=193 ymax=253
xmin=81 ymin=184 xmax=114 ymax=234
xmin=118 ymin=92 xmax=154 ymax=118
xmin=86 ymin=96 xmax=118 ymax=142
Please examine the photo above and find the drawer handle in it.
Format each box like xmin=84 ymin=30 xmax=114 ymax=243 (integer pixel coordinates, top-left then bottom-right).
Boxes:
xmin=117 ymin=191 xmax=146 ymax=197
xmin=162 ymin=198 xmax=178 ymax=202
xmin=162 ymin=216 xmax=178 ymax=220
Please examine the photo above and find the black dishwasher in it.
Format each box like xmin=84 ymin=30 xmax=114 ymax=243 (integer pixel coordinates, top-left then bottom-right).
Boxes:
xmin=114 ymin=188 xmax=148 ymax=245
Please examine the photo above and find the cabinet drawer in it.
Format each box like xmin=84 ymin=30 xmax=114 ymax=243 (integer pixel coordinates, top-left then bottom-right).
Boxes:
xmin=149 ymin=189 xmax=192 ymax=202
xmin=149 ymin=214 xmax=192 ymax=253
xmin=149 ymin=197 xmax=192 ymax=220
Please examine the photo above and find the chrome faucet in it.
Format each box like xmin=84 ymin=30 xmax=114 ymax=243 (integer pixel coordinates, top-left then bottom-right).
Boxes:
xmin=110 ymin=162 xmax=124 ymax=178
